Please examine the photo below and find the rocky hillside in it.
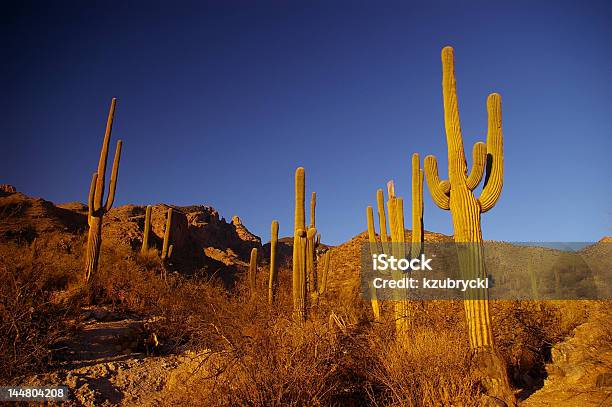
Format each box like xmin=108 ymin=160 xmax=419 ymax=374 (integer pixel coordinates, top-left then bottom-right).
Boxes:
xmin=0 ymin=186 xmax=261 ymax=283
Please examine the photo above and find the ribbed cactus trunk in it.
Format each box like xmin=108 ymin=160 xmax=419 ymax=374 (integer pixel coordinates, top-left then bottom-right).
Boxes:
xmin=385 ymin=182 xmax=410 ymax=337
xmin=161 ymin=207 xmax=173 ymax=261
xmin=141 ymin=205 xmax=152 ymax=253
xmin=424 ymin=46 xmax=514 ymax=405
xmin=85 ymin=98 xmax=122 ymax=285
xmin=366 ymin=206 xmax=382 ymax=321
xmin=292 ymin=168 xmax=308 ymax=322
xmin=85 ymin=216 xmax=103 ymax=283
xmin=307 ymin=192 xmax=318 ymax=295
xmin=249 ymin=248 xmax=258 ymax=296
xmin=268 ymin=220 xmax=279 ymax=305
xmin=411 ymin=154 xmax=424 ymax=257
xmin=318 ymin=250 xmax=331 ymax=296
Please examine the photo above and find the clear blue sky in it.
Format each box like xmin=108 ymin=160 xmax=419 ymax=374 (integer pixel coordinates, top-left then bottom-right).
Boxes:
xmin=2 ymin=1 xmax=611 ymax=245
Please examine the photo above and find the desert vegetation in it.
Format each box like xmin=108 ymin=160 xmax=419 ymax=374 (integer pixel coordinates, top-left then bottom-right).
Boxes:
xmin=1 ymin=46 xmax=610 ymax=406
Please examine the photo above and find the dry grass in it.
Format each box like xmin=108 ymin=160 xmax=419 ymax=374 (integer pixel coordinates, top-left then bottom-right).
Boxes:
xmin=0 ymin=233 xmax=605 ymax=405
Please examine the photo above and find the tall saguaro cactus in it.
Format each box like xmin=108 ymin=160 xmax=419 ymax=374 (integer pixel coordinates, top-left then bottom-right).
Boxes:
xmin=366 ymin=206 xmax=382 ymax=321
xmin=141 ymin=205 xmax=152 ymax=253
xmin=161 ymin=207 xmax=173 ymax=262
xmin=292 ymin=168 xmax=308 ymax=322
xmin=268 ymin=220 xmax=279 ymax=305
xmin=424 ymin=46 xmax=513 ymax=404
xmin=411 ymin=154 xmax=424 ymax=256
xmin=249 ymin=248 xmax=258 ymax=296
xmin=85 ymin=98 xmax=122 ymax=283
xmin=318 ymin=250 xmax=331 ymax=296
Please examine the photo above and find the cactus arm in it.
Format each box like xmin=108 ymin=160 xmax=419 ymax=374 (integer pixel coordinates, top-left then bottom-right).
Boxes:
xmin=441 ymin=47 xmax=468 ymax=183
xmin=94 ymin=98 xmax=117 ymax=210
xmin=466 ymin=142 xmax=486 ymax=191
xmin=88 ymin=173 xmax=98 ymax=224
xmin=478 ymin=93 xmax=504 ymax=213
xmin=424 ymin=155 xmax=450 ymax=210
xmin=310 ymin=192 xmax=316 ymax=228
xmin=105 ymin=140 xmax=122 ymax=211
xmin=376 ymin=189 xmax=389 ymax=243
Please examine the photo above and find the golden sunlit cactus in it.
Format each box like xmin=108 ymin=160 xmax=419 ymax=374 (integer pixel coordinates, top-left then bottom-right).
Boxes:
xmin=268 ymin=220 xmax=279 ymax=305
xmin=318 ymin=250 xmax=331 ymax=296
xmin=306 ymin=227 xmax=318 ymax=296
xmin=141 ymin=205 xmax=152 ymax=253
xmin=411 ymin=154 xmax=424 ymax=256
xmin=376 ymin=189 xmax=389 ymax=248
xmin=366 ymin=206 xmax=382 ymax=321
xmin=85 ymin=98 xmax=122 ymax=284
xmin=309 ymin=192 xmax=316 ymax=228
xmin=292 ymin=168 xmax=308 ymax=322
xmin=424 ymin=46 xmax=514 ymax=405
xmin=249 ymin=247 xmax=258 ymax=295
xmin=307 ymin=191 xmax=318 ymax=295
xmin=161 ymin=207 xmax=173 ymax=262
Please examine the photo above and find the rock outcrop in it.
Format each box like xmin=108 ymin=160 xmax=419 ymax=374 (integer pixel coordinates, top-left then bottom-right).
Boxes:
xmin=0 ymin=191 xmax=261 ymax=282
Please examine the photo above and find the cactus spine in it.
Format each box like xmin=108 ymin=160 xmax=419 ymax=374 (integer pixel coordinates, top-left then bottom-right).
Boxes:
xmin=292 ymin=168 xmax=308 ymax=322
xmin=161 ymin=208 xmax=173 ymax=261
xmin=423 ymin=46 xmax=513 ymax=404
xmin=366 ymin=206 xmax=382 ymax=321
xmin=141 ymin=205 xmax=152 ymax=253
xmin=85 ymin=98 xmax=122 ymax=284
xmin=268 ymin=220 xmax=279 ymax=305
xmin=249 ymin=247 xmax=258 ymax=295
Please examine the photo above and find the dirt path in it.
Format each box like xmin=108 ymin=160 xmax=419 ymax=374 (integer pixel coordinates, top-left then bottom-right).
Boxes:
xmin=23 ymin=306 xmax=612 ymax=406
xmin=24 ymin=307 xmax=213 ymax=406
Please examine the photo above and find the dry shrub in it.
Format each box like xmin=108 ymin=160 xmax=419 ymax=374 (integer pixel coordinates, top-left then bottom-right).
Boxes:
xmin=181 ymin=318 xmax=345 ymax=406
xmin=0 ymin=237 xmax=80 ymax=383
xmin=364 ymin=322 xmax=480 ymax=407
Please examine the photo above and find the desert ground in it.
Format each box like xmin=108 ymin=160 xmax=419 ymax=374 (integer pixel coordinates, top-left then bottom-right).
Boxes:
xmin=1 ymin=184 xmax=610 ymax=406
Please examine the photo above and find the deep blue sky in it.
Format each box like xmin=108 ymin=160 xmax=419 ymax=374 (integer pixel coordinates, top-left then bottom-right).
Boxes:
xmin=2 ymin=1 xmax=611 ymax=244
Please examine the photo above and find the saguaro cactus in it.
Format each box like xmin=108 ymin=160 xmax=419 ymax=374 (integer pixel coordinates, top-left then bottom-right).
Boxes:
xmin=85 ymin=98 xmax=122 ymax=283
xmin=411 ymin=154 xmax=424 ymax=256
xmin=423 ymin=46 xmax=513 ymax=404
xmin=249 ymin=247 xmax=258 ymax=295
xmin=292 ymin=167 xmax=308 ymax=321
xmin=309 ymin=192 xmax=316 ymax=228
xmin=306 ymin=226 xmax=318 ymax=295
xmin=268 ymin=220 xmax=279 ymax=305
xmin=366 ymin=206 xmax=382 ymax=321
xmin=318 ymin=250 xmax=331 ymax=296
xmin=141 ymin=205 xmax=152 ymax=253
xmin=161 ymin=207 xmax=173 ymax=262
